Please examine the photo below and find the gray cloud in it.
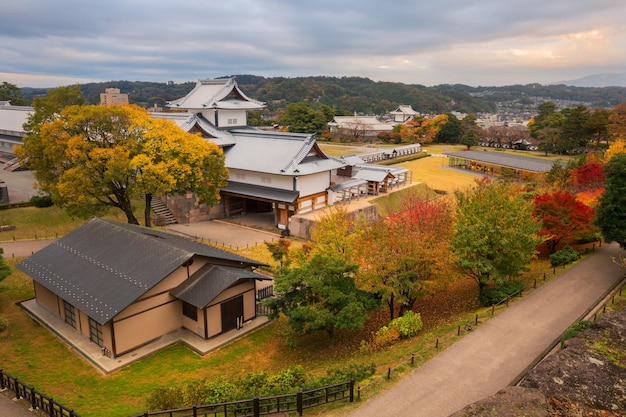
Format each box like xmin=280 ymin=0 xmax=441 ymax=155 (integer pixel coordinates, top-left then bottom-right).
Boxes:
xmin=1 ymin=0 xmax=625 ymax=87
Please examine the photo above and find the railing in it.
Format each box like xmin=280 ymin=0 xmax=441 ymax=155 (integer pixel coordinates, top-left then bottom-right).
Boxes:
xmin=0 ymin=369 xmax=81 ymax=417
xmin=257 ymin=285 xmax=274 ymax=300
xmin=132 ymin=380 xmax=354 ymax=417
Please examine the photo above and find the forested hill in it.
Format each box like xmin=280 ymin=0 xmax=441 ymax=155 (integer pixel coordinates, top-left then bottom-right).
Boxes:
xmin=20 ymin=75 xmax=626 ymax=115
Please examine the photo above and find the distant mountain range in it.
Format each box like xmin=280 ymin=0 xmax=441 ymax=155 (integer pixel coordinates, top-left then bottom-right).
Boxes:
xmin=20 ymin=75 xmax=626 ymax=115
xmin=552 ymin=72 xmax=626 ymax=88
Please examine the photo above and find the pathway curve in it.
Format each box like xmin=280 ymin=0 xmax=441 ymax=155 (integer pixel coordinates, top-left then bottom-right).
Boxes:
xmin=347 ymin=242 xmax=625 ymax=417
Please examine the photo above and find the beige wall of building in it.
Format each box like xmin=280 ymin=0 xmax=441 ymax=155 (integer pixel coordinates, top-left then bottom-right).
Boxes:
xmin=100 ymin=88 xmax=129 ymax=106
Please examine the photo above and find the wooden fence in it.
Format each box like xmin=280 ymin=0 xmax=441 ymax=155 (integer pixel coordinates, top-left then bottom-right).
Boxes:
xmin=132 ymin=380 xmax=354 ymax=417
xmin=0 ymin=369 xmax=81 ymax=417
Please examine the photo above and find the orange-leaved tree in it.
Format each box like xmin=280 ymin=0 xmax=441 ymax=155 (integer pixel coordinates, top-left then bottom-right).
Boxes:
xmin=354 ymin=197 xmax=455 ymax=320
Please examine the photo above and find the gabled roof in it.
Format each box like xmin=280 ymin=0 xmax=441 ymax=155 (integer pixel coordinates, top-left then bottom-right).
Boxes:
xmin=353 ymin=166 xmax=396 ymax=182
xmin=151 ymin=112 xmax=237 ymax=146
xmin=328 ymin=116 xmax=393 ymax=131
xmin=16 ymin=218 xmax=265 ymax=324
xmin=390 ymin=105 xmax=417 ymax=115
xmin=224 ymin=129 xmax=344 ymax=175
xmin=171 ymin=264 xmax=270 ymax=309
xmin=166 ymin=78 xmax=265 ymax=111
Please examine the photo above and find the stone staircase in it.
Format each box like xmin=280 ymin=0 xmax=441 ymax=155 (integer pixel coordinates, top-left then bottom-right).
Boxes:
xmin=150 ymin=197 xmax=178 ymax=226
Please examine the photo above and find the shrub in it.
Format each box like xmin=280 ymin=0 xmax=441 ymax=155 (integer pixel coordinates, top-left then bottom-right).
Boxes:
xmin=147 ymin=386 xmax=182 ymax=411
xmin=202 ymin=379 xmax=238 ymax=404
xmin=550 ymin=245 xmax=580 ymax=267
xmin=389 ymin=311 xmax=423 ymax=338
xmin=479 ymin=280 xmax=525 ymax=306
xmin=324 ymin=362 xmax=376 ymax=384
xmin=561 ymin=320 xmax=591 ymax=348
xmin=372 ymin=311 xmax=424 ymax=348
xmin=0 ymin=315 xmax=9 ymax=332
xmin=29 ymin=195 xmax=53 ymax=208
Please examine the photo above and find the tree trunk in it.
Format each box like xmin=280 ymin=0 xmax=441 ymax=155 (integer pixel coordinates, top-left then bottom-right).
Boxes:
xmin=388 ymin=293 xmax=395 ymax=321
xmin=144 ymin=193 xmax=152 ymax=228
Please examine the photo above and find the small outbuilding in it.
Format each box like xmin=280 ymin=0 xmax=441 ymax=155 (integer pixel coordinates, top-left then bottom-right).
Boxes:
xmin=17 ymin=218 xmax=270 ymax=359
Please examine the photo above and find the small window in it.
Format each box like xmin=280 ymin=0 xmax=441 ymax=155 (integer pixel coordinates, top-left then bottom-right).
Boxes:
xmin=182 ymin=301 xmax=198 ymax=321
xmin=89 ymin=318 xmax=104 ymax=347
xmin=64 ymin=301 xmax=76 ymax=328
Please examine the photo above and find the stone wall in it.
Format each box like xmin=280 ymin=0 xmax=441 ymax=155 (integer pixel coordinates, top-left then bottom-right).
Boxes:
xmin=288 ymin=202 xmax=380 ymax=240
xmin=163 ymin=193 xmax=224 ymax=224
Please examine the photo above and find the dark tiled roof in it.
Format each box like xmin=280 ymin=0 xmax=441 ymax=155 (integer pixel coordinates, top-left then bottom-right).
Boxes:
xmin=171 ymin=264 xmax=270 ymax=308
xmin=221 ymin=181 xmax=299 ymax=203
xmin=16 ymin=218 xmax=264 ymax=324
xmin=445 ymin=151 xmax=561 ymax=173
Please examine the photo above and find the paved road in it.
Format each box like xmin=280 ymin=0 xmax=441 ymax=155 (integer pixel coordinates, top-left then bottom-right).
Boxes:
xmin=347 ymin=242 xmax=625 ymax=417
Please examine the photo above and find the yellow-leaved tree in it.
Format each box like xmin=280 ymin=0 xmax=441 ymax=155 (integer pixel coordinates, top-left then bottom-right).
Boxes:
xmin=16 ymin=104 xmax=228 ymax=226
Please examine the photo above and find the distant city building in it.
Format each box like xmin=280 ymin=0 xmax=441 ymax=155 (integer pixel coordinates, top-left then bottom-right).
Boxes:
xmin=100 ymin=88 xmax=129 ymax=106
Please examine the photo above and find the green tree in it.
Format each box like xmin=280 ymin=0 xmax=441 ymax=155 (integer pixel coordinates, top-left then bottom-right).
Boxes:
xmin=435 ymin=113 xmax=461 ymax=143
xmin=0 ymin=249 xmax=11 ymax=283
xmin=460 ymin=129 xmax=479 ymax=150
xmin=585 ymin=108 xmax=610 ymax=151
xmin=0 ymin=82 xmax=29 ymax=106
xmin=595 ymin=153 xmax=626 ymax=249
xmin=559 ymin=106 xmax=590 ymax=152
xmin=452 ymin=180 xmax=542 ymax=290
xmin=266 ymin=254 xmax=378 ymax=338
xmin=22 ymin=85 xmax=85 ymax=135
xmin=279 ymin=102 xmax=328 ymax=134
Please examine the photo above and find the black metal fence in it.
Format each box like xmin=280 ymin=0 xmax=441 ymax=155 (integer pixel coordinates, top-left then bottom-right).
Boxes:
xmin=132 ymin=379 xmax=354 ymax=417
xmin=0 ymin=369 xmax=81 ymax=417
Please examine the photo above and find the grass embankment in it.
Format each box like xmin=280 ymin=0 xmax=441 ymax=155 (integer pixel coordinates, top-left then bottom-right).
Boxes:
xmin=0 ymin=144 xmax=587 ymax=417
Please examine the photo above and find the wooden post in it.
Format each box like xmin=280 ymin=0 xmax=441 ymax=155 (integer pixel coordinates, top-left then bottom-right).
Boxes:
xmin=475 ymin=314 xmax=478 ymax=325
xmin=253 ymin=398 xmax=260 ymax=417
xmin=297 ymin=391 xmax=303 ymax=416
xmin=349 ymin=380 xmax=354 ymax=403
xmin=411 ymin=353 xmax=415 ymax=365
xmin=387 ymin=368 xmax=391 ymax=379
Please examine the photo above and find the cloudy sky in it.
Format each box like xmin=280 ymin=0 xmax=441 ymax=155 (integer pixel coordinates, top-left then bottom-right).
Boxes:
xmin=1 ymin=0 xmax=626 ymax=88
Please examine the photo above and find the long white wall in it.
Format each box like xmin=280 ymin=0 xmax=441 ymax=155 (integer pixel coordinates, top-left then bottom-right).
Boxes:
xmin=229 ymin=169 xmax=293 ymax=190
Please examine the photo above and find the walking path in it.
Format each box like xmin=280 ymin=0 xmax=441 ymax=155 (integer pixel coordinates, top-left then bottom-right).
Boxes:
xmin=347 ymin=242 xmax=625 ymax=417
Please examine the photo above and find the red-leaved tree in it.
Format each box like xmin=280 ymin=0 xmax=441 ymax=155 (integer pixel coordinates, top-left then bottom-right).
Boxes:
xmin=567 ymin=162 xmax=605 ymax=192
xmin=354 ymin=198 xmax=455 ymax=320
xmin=533 ymin=191 xmax=596 ymax=254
